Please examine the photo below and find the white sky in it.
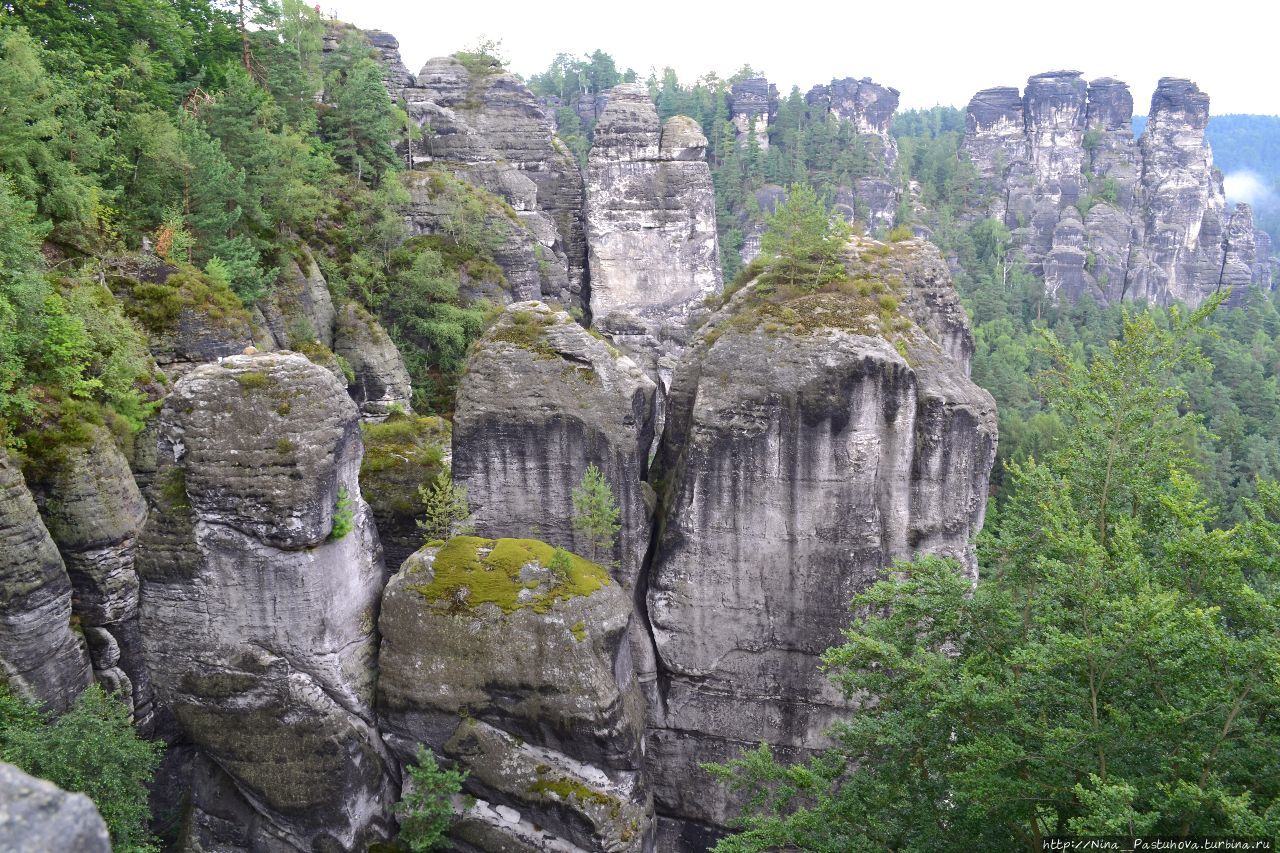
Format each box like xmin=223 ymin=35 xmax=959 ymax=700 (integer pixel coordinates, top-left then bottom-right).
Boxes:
xmin=317 ymin=0 xmax=1278 ymax=116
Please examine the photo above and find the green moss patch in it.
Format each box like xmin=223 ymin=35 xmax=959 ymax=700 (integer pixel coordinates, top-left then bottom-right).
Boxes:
xmin=359 ymin=413 xmax=449 ymax=517
xmin=528 ymin=775 xmax=621 ymax=818
xmin=411 ymin=536 xmax=609 ymax=615
xmin=489 ymin=311 xmax=559 ymax=359
xmin=111 ymin=268 xmax=252 ymax=338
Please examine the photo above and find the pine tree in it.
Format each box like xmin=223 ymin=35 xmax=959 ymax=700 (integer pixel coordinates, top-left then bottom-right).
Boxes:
xmin=759 ymin=183 xmax=850 ymax=288
xmin=417 ymin=468 xmax=473 ymax=543
xmin=322 ymin=45 xmax=400 ymax=186
xmin=572 ymin=463 xmax=620 ymax=565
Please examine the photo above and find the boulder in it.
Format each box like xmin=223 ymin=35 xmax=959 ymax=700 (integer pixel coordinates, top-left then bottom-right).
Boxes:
xmin=378 ymin=536 xmax=654 ymax=851
xmin=0 ymin=762 xmax=110 ymax=853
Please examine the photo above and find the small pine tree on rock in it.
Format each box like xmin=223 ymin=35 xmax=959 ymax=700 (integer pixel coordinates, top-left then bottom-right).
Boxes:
xmin=394 ymin=744 xmax=467 ymax=852
xmin=572 ymin=463 xmax=620 ymax=565
xmin=417 ymin=467 xmax=473 ymax=543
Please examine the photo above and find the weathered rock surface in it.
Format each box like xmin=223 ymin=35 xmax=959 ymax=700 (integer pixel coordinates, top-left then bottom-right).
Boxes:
xmin=26 ymin=426 xmax=153 ymax=730
xmin=257 ymin=245 xmax=337 ymax=351
xmin=0 ymin=453 xmax=91 ymax=714
xmin=378 ymin=536 xmax=654 ymax=851
xmin=138 ymin=352 xmax=393 ymax=851
xmin=586 ymin=85 xmax=722 ymax=379
xmin=334 ymin=301 xmax=415 ymax=421
xmin=962 ymin=71 xmax=1267 ymax=305
xmin=0 ymin=762 xmax=111 ymax=853
xmin=806 ymin=77 xmax=900 ymax=170
xmin=645 ymin=237 xmax=997 ymax=848
xmin=453 ymin=301 xmax=657 ymax=586
xmin=403 ymin=168 xmax=564 ymax=306
xmin=405 ymin=57 xmax=584 ymax=307
xmin=453 ymin=301 xmax=662 ymax=717
xmin=729 ymin=77 xmax=775 ymax=150
xmin=108 ymin=261 xmax=255 ymax=382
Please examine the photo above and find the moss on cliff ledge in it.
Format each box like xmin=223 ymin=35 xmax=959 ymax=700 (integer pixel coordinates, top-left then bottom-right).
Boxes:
xmin=359 ymin=413 xmax=449 ymax=517
xmin=411 ymin=536 xmax=609 ymax=615
xmin=707 ymin=236 xmax=922 ymax=344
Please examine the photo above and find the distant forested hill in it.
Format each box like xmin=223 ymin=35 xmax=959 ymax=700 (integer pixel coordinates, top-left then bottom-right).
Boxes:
xmin=1135 ymin=113 xmax=1280 ymax=245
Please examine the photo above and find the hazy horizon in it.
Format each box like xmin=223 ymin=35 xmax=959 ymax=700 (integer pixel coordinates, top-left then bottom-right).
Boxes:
xmin=318 ymin=0 xmax=1280 ymax=116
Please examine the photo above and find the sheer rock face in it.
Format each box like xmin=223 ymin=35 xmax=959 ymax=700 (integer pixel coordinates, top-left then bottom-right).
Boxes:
xmin=806 ymin=77 xmax=900 ymax=170
xmin=257 ymin=245 xmax=337 ymax=351
xmin=0 ymin=762 xmax=111 ymax=853
xmin=962 ymin=72 xmax=1265 ymax=305
xmin=26 ymin=426 xmax=153 ymax=730
xmin=405 ymin=57 xmax=584 ymax=307
xmin=729 ymin=77 xmax=776 ymax=150
xmin=377 ymin=538 xmax=655 ymax=851
xmin=586 ymin=85 xmax=723 ymax=381
xmin=138 ymin=352 xmax=393 ymax=851
xmin=333 ymin=302 xmax=414 ymax=421
xmin=644 ymin=238 xmax=997 ymax=847
xmin=0 ymin=453 xmax=92 ymax=714
xmin=453 ymin=302 xmax=657 ymax=589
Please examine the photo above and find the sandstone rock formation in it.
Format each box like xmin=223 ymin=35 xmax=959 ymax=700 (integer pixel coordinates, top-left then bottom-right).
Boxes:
xmin=378 ymin=536 xmax=654 ymax=851
xmin=962 ymin=72 xmax=1270 ymax=305
xmin=806 ymin=77 xmax=900 ymax=170
xmin=138 ymin=352 xmax=393 ymax=851
xmin=403 ymin=56 xmax=583 ymax=307
xmin=107 ymin=260 xmax=256 ymax=382
xmin=26 ymin=426 xmax=153 ymax=730
xmin=586 ymin=84 xmax=722 ymax=381
xmin=0 ymin=762 xmax=111 ymax=853
xmin=453 ymin=301 xmax=657 ymax=586
xmin=257 ymin=245 xmax=337 ymax=351
xmin=0 ymin=453 xmax=92 ymax=714
xmin=729 ymin=77 xmax=775 ymax=150
xmin=334 ymin=302 xmax=415 ymax=421
xmin=644 ymin=237 xmax=997 ymax=848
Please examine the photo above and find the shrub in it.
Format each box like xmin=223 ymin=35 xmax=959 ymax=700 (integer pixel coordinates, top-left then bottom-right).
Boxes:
xmin=395 ymin=744 xmax=467 ymax=851
xmin=572 ymin=463 xmax=620 ymax=565
xmin=417 ymin=467 xmax=473 ymax=542
xmin=0 ymin=684 xmax=163 ymax=853
xmin=331 ymin=485 xmax=354 ymax=538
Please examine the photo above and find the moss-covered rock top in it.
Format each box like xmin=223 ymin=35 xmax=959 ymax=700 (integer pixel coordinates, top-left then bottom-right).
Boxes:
xmin=410 ymin=536 xmax=610 ymax=615
xmin=709 ymin=234 xmax=926 ymax=343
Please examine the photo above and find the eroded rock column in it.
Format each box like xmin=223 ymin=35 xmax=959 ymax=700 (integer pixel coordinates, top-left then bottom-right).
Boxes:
xmin=138 ymin=352 xmax=392 ymax=851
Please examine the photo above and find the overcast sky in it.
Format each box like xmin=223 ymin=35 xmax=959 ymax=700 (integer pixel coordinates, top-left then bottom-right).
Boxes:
xmin=317 ymin=0 xmax=1278 ymax=116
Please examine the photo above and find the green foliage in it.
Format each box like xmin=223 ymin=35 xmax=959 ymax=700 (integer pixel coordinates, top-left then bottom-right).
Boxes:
xmin=572 ymin=463 xmax=620 ymax=564
xmin=1 ymin=684 xmax=164 ymax=852
xmin=0 ymin=27 xmax=102 ymax=237
xmin=757 ymin=184 xmax=851 ymax=289
xmin=331 ymin=485 xmax=354 ymax=539
xmin=322 ymin=38 xmax=400 ymax=186
xmin=0 ymin=178 xmax=154 ymax=448
xmin=710 ymin=300 xmax=1280 ymax=850
xmin=417 ymin=467 xmax=473 ymax=542
xmin=395 ymin=744 xmax=467 ymax=852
